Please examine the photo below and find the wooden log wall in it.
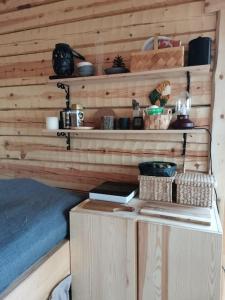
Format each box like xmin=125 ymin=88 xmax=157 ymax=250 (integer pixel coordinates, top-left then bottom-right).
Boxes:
xmin=0 ymin=0 xmax=216 ymax=191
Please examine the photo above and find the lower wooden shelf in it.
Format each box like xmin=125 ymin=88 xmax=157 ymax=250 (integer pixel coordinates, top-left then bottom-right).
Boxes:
xmin=44 ymin=128 xmax=206 ymax=134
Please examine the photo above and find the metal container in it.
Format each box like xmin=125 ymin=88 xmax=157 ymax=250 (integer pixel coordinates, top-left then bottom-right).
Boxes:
xmin=59 ymin=108 xmax=72 ymax=129
xmin=70 ymin=104 xmax=84 ymax=128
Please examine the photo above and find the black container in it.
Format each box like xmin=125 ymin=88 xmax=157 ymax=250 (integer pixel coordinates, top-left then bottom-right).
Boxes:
xmin=132 ymin=117 xmax=144 ymax=130
xmin=52 ymin=43 xmax=85 ymax=76
xmin=138 ymin=161 xmax=177 ymax=177
xmin=117 ymin=118 xmax=130 ymax=129
xmin=188 ymin=37 xmax=212 ymax=66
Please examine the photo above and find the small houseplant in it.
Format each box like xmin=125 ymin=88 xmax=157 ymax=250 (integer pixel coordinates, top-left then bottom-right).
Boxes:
xmin=105 ymin=55 xmax=129 ymax=74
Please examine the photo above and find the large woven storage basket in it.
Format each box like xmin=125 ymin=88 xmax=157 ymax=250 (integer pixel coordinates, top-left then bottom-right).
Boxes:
xmin=175 ymin=173 xmax=215 ymax=207
xmin=138 ymin=175 xmax=175 ymax=203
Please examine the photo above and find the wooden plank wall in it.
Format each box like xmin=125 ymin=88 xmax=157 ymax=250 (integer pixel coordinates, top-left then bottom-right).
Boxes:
xmin=0 ymin=0 xmax=216 ymax=191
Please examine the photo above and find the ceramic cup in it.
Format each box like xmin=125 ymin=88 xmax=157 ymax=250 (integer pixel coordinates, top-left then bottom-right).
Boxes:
xmin=46 ymin=117 xmax=59 ymax=130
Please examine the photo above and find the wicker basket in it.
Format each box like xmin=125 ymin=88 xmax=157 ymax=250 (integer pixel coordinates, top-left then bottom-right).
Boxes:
xmin=130 ymin=46 xmax=184 ymax=72
xmin=143 ymin=111 xmax=172 ymax=130
xmin=175 ymin=173 xmax=215 ymax=207
xmin=138 ymin=175 xmax=175 ymax=203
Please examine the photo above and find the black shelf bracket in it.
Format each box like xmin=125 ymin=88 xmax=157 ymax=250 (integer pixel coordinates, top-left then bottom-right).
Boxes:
xmin=57 ymin=82 xmax=71 ymax=109
xmin=57 ymin=132 xmax=71 ymax=150
xmin=182 ymin=133 xmax=187 ymax=156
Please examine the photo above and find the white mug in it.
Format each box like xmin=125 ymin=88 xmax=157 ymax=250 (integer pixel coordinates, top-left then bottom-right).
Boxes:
xmin=46 ymin=117 xmax=59 ymax=130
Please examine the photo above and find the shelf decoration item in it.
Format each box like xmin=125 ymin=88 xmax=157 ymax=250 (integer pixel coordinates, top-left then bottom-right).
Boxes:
xmin=117 ymin=117 xmax=130 ymax=129
xmin=143 ymin=81 xmax=173 ymax=129
xmin=149 ymin=80 xmax=171 ymax=107
xmin=138 ymin=161 xmax=176 ymax=203
xmin=46 ymin=117 xmax=59 ymax=130
xmin=52 ymin=43 xmax=85 ymax=76
xmin=175 ymin=173 xmax=215 ymax=207
xmin=142 ymin=36 xmax=181 ymax=51
xmin=70 ymin=104 xmax=84 ymax=128
xmin=101 ymin=116 xmax=115 ymax=130
xmin=188 ymin=37 xmax=212 ymax=66
xmin=130 ymin=36 xmax=184 ymax=72
xmin=77 ymin=61 xmax=95 ymax=77
xmin=143 ymin=107 xmax=172 ymax=129
xmin=105 ymin=55 xmax=129 ymax=74
xmin=132 ymin=99 xmax=144 ymax=129
xmin=171 ymin=91 xmax=194 ymax=129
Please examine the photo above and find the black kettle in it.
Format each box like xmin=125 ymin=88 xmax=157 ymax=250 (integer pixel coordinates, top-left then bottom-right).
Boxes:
xmin=52 ymin=43 xmax=85 ymax=76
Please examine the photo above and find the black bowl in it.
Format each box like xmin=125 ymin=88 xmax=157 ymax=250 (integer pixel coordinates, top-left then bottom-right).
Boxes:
xmin=138 ymin=161 xmax=177 ymax=177
xmin=104 ymin=67 xmax=129 ymax=75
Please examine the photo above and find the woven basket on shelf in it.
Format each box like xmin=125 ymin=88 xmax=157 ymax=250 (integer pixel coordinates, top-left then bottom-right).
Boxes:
xmin=175 ymin=173 xmax=215 ymax=207
xmin=138 ymin=175 xmax=175 ymax=203
xmin=130 ymin=46 xmax=184 ymax=72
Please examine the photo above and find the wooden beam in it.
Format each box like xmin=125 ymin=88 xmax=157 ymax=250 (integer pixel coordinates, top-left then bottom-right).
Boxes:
xmin=211 ymin=9 xmax=225 ymax=263
xmin=205 ymin=0 xmax=225 ymax=13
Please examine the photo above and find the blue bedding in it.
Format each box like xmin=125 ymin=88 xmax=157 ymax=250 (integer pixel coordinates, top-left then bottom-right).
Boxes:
xmin=0 ymin=178 xmax=86 ymax=294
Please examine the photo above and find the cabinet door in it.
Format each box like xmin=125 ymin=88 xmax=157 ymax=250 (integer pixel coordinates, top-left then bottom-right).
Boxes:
xmin=138 ymin=221 xmax=222 ymax=300
xmin=70 ymin=212 xmax=137 ymax=300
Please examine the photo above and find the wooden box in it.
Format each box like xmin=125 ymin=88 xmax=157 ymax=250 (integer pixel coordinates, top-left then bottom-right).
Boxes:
xmin=130 ymin=46 xmax=184 ymax=72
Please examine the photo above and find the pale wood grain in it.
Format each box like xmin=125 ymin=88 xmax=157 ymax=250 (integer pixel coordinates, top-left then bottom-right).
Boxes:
xmin=70 ymin=212 xmax=137 ymax=300
xmin=205 ymin=0 xmax=225 ymax=13
xmin=138 ymin=221 xmax=222 ymax=300
xmin=0 ymin=73 xmax=212 ymax=109
xmin=211 ymin=9 xmax=225 ymax=265
xmin=0 ymin=0 xmax=203 ymax=34
xmin=0 ymin=0 xmax=214 ymax=191
xmin=0 ymin=0 xmax=58 ymax=14
xmin=0 ymin=2 xmax=216 ymax=57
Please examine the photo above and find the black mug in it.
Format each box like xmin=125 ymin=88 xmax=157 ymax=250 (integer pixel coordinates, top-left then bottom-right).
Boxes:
xmin=117 ymin=118 xmax=130 ymax=129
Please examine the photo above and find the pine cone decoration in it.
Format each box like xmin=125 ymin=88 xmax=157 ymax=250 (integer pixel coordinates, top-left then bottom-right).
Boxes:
xmin=112 ymin=55 xmax=126 ymax=68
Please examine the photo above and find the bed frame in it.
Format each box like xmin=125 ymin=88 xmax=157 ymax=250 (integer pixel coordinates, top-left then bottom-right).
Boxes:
xmin=0 ymin=240 xmax=70 ymax=300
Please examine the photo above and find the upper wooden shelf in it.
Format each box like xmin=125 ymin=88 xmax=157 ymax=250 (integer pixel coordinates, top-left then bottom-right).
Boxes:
xmin=48 ymin=65 xmax=211 ymax=85
xmin=44 ymin=129 xmax=206 ymax=134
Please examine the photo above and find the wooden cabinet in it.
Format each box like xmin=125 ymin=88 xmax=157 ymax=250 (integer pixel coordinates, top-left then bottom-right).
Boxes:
xmin=70 ymin=211 xmax=137 ymax=300
xmin=70 ymin=199 xmax=222 ymax=300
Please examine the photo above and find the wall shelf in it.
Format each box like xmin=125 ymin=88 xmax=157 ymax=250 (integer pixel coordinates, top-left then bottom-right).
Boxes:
xmin=44 ymin=129 xmax=206 ymax=134
xmin=44 ymin=128 xmax=207 ymax=152
xmin=48 ymin=65 xmax=211 ymax=85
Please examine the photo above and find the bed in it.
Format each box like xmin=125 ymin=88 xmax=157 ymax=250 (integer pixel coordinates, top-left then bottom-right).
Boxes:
xmin=0 ymin=178 xmax=86 ymax=299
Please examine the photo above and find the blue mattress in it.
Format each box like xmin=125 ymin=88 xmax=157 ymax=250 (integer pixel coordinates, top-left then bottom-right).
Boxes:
xmin=0 ymin=178 xmax=86 ymax=294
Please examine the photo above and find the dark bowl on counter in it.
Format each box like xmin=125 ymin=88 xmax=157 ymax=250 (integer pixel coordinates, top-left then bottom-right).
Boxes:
xmin=138 ymin=161 xmax=177 ymax=177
